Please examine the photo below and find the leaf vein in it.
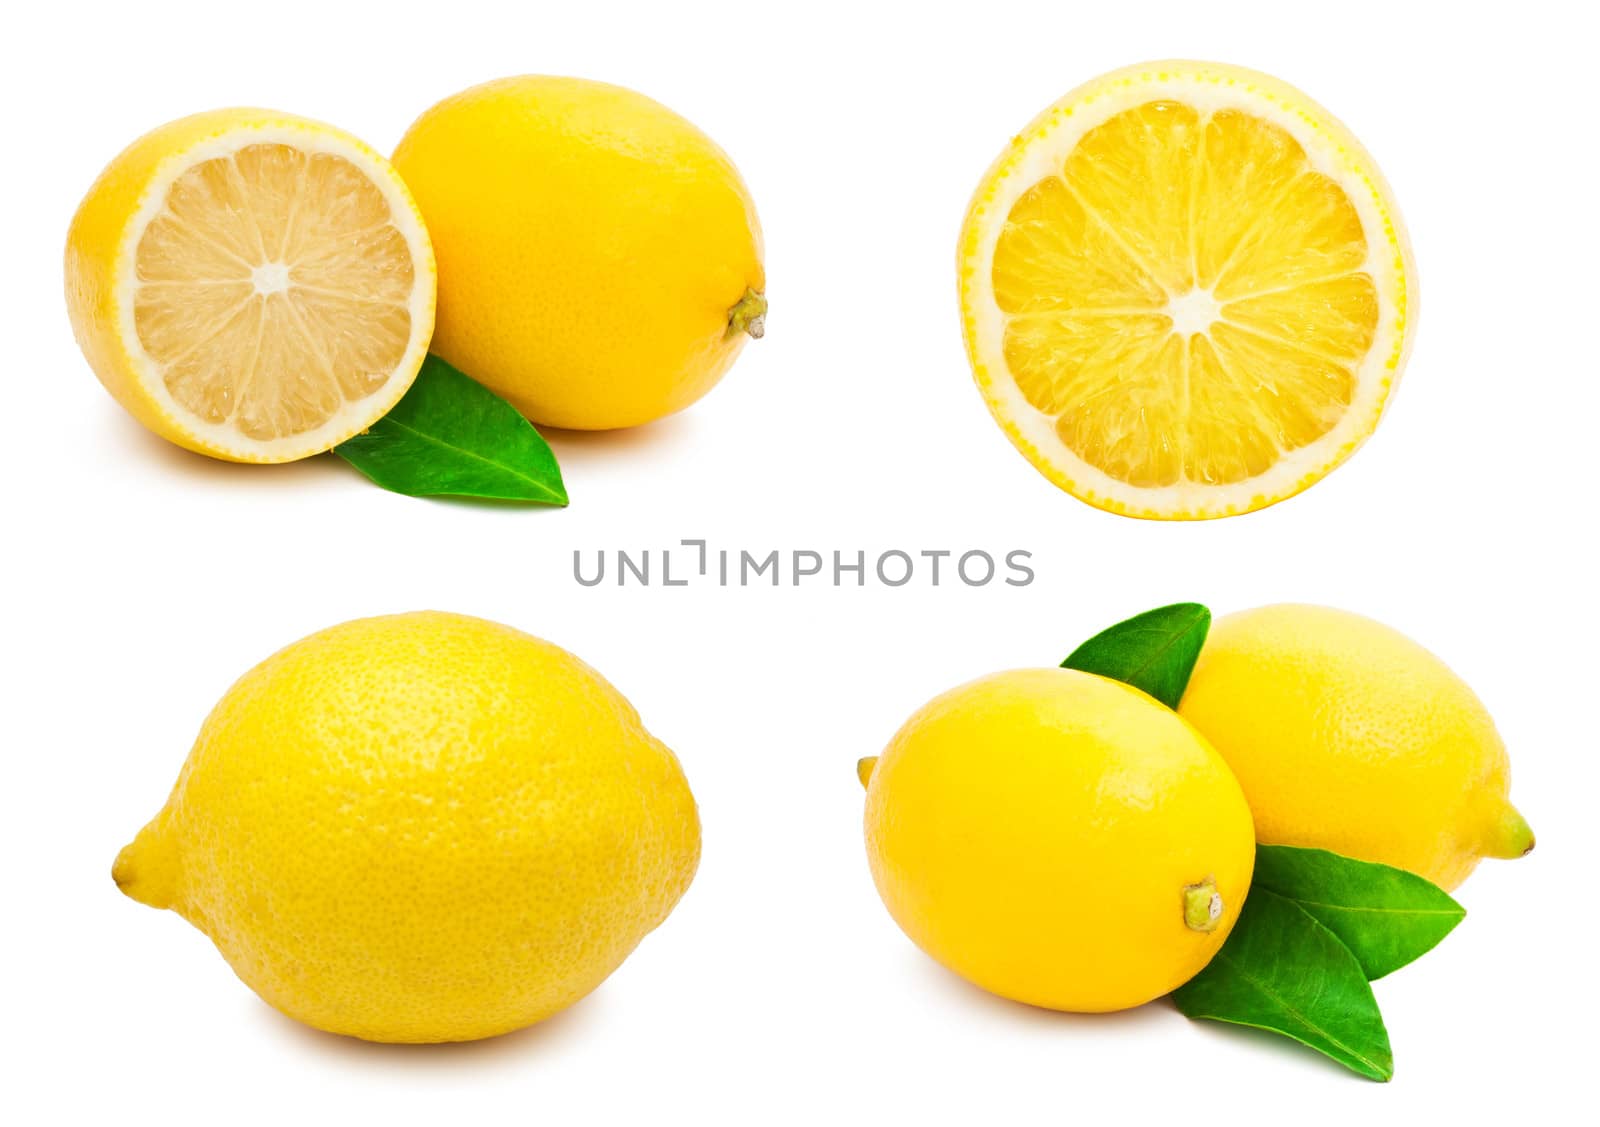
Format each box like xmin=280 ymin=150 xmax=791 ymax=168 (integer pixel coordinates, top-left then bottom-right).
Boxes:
xmin=377 ymin=415 xmax=560 ymax=497
xmin=1283 ymin=898 xmax=1462 ymax=918
xmin=1211 ymin=950 xmax=1387 ymax=1075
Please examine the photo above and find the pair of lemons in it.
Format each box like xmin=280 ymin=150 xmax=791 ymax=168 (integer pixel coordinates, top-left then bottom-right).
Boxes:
xmin=66 ymin=75 xmax=766 ymax=462
xmin=862 ymin=605 xmax=1533 ymax=1014
xmin=116 ymin=605 xmax=1531 ymax=1042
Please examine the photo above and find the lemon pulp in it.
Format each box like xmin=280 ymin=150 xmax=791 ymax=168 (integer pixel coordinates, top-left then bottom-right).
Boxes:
xmin=962 ymin=63 xmax=1414 ymax=518
xmin=66 ymin=109 xmax=436 ymax=462
xmin=133 ymin=144 xmax=420 ymax=441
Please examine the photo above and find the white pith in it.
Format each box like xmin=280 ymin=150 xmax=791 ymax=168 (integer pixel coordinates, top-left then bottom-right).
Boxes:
xmin=113 ymin=126 xmax=435 ymax=461
xmin=961 ymin=63 xmax=1415 ymax=519
xmin=251 ymin=262 xmax=291 ymax=296
xmin=1165 ymin=288 xmax=1223 ymax=337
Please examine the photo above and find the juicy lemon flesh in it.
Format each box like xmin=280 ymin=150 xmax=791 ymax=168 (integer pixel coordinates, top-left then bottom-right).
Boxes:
xmin=132 ymin=144 xmax=416 ymax=441
xmin=992 ymin=102 xmax=1378 ymax=489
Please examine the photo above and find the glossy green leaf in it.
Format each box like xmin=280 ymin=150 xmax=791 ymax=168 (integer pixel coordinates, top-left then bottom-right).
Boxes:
xmin=1173 ymin=888 xmax=1394 ymax=1082
xmin=1253 ymin=845 xmax=1465 ymax=980
xmin=334 ymin=355 xmax=568 ymax=504
xmin=1061 ymin=602 xmax=1209 ymax=708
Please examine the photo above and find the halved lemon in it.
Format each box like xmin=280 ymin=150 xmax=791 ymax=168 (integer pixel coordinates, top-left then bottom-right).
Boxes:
xmin=66 ymin=109 xmax=435 ymax=463
xmin=958 ymin=61 xmax=1415 ymax=519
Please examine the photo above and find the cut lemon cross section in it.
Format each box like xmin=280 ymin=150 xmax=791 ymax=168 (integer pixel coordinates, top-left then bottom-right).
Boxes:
xmin=67 ymin=109 xmax=435 ymax=463
xmin=958 ymin=62 xmax=1415 ymax=519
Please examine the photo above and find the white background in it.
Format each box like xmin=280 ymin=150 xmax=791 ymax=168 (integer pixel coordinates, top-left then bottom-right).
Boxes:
xmin=7 ymin=0 xmax=1596 ymax=1121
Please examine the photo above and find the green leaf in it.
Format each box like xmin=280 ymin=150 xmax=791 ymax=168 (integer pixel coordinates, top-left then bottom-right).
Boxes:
xmin=1253 ymin=845 xmax=1465 ymax=980
xmin=333 ymin=355 xmax=568 ymax=504
xmin=1173 ymin=888 xmax=1393 ymax=1082
xmin=1061 ymin=603 xmax=1210 ymax=708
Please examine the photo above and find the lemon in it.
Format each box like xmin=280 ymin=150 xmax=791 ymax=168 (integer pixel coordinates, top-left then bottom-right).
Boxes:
xmin=113 ymin=612 xmax=700 ymax=1043
xmin=66 ymin=109 xmax=435 ymax=463
xmin=392 ymin=76 xmax=766 ymax=431
xmin=860 ymin=668 xmax=1255 ymax=1012
xmin=1179 ymin=605 xmax=1534 ymax=890
xmin=958 ymin=61 xmax=1416 ymax=519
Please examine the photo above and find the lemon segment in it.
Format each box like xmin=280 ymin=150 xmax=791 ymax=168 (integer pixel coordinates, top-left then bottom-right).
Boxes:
xmin=960 ymin=61 xmax=1415 ymax=518
xmin=66 ymin=109 xmax=435 ymax=462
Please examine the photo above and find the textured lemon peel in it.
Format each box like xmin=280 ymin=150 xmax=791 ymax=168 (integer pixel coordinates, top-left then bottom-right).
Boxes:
xmin=111 ymin=821 xmax=179 ymax=911
xmin=110 ymin=612 xmax=701 ymax=1044
xmin=1483 ymin=805 xmax=1536 ymax=860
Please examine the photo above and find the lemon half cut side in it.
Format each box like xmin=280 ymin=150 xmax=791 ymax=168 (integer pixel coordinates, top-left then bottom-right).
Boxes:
xmin=66 ymin=109 xmax=436 ymax=463
xmin=958 ymin=61 xmax=1416 ymax=519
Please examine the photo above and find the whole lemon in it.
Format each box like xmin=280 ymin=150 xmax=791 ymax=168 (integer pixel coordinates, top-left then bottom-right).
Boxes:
xmin=1178 ymin=604 xmax=1534 ymax=890
xmin=861 ymin=668 xmax=1255 ymax=1013
xmin=113 ymin=612 xmax=700 ymax=1043
xmin=392 ymin=76 xmax=766 ymax=430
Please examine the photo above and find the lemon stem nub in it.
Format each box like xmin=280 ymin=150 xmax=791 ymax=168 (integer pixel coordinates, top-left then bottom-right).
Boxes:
xmin=1484 ymin=805 xmax=1536 ymax=860
xmin=1183 ymin=879 xmax=1224 ymax=932
xmin=857 ymin=757 xmax=878 ymax=789
xmin=728 ymin=289 xmax=767 ymax=340
xmin=112 ymin=821 xmax=180 ymax=911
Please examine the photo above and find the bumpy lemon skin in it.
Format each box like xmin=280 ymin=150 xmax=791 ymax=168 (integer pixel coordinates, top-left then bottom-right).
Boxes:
xmin=1179 ymin=605 xmax=1533 ymax=891
xmin=392 ymin=76 xmax=765 ymax=430
xmin=863 ymin=668 xmax=1255 ymax=1013
xmin=112 ymin=612 xmax=700 ymax=1044
xmin=64 ymin=109 xmax=435 ymax=463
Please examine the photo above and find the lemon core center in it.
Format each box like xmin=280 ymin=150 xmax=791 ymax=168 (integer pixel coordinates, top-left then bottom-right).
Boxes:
xmin=1165 ymin=287 xmax=1221 ymax=337
xmin=251 ymin=262 xmax=291 ymax=296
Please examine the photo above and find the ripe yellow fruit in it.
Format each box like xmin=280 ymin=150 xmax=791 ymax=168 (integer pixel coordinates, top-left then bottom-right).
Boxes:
xmin=958 ymin=61 xmax=1416 ymax=519
xmin=392 ymin=76 xmax=766 ymax=430
xmin=1179 ymin=605 xmax=1534 ymax=890
xmin=113 ymin=612 xmax=700 ymax=1043
xmin=66 ymin=108 xmax=435 ymax=462
xmin=861 ymin=668 xmax=1255 ymax=1012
